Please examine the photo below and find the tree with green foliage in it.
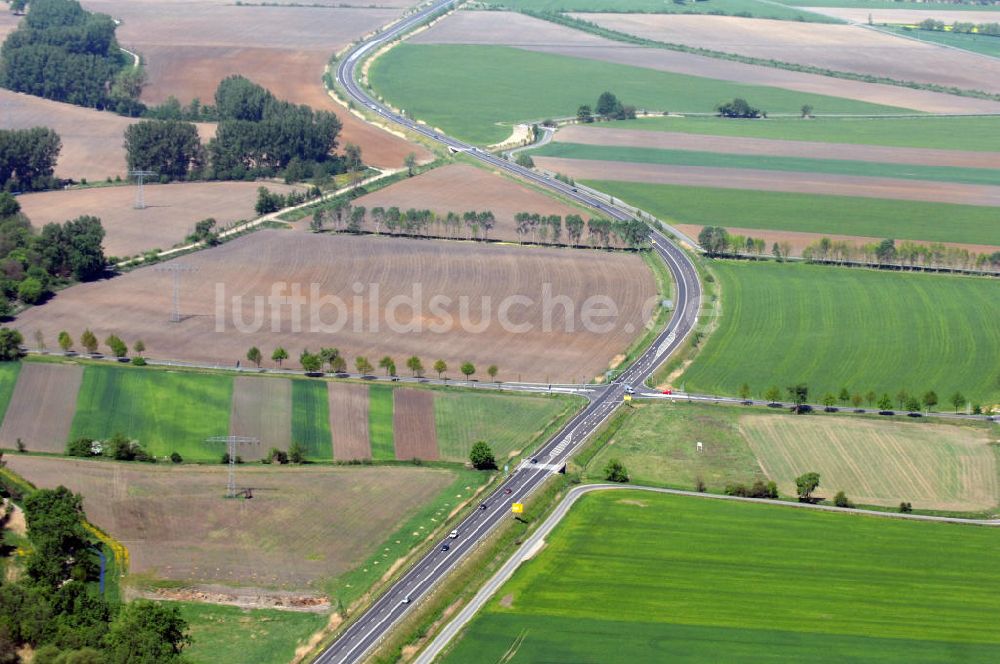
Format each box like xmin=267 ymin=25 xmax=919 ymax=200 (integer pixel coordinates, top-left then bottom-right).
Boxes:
xmin=576 ymin=105 xmax=593 ymax=124
xmin=795 ymin=471 xmax=820 ymax=503
xmin=865 ymin=390 xmax=877 ymax=407
xmin=460 ymin=362 xmax=475 ymax=380
xmin=246 ymin=346 xmax=262 ymax=368
xmin=80 ymin=329 xmax=98 ymax=354
xmin=22 ymin=486 xmax=94 ymax=590
xmin=877 ymin=393 xmax=893 ymax=411
xmin=404 ymin=152 xmax=417 ymax=177
xmin=123 ymin=120 xmax=204 ymax=180
xmin=738 ymin=383 xmax=751 ymax=400
xmin=271 ymin=347 xmax=288 ymax=367
xmin=821 ymin=393 xmax=836 ymax=408
xmin=514 ymin=153 xmax=534 ymax=168
xmin=265 ymin=447 xmax=288 ymax=465
xmin=0 ymin=127 xmax=62 ymax=192
xmin=288 ymin=441 xmax=305 ymax=464
xmin=764 ymin=385 xmax=781 ymax=404
xmin=833 ymin=491 xmax=854 ymax=508
xmin=406 ymin=355 xmax=424 ymax=377
xmin=132 ymin=339 xmax=145 ymax=357
xmin=300 ymin=349 xmax=322 ymax=373
xmin=17 ymin=276 xmax=45 ymax=304
xmin=469 ymin=441 xmax=496 ymax=470
xmin=838 ymin=387 xmax=850 ymax=405
xmin=787 ymin=384 xmax=809 ymax=413
xmin=57 ymin=331 xmax=73 ymax=353
xmin=899 ymin=501 xmax=912 ymax=513
xmin=716 ymin=98 xmax=762 ymax=119
xmin=487 ymin=365 xmax=498 ymax=382
xmin=0 ymin=328 xmax=24 ymax=361
xmin=604 ymin=458 xmax=629 ymax=483
xmin=35 ymin=216 xmax=107 ymax=281
xmin=104 ymin=600 xmax=190 ymax=663
xmin=104 ymin=334 xmax=127 ymax=359
xmin=330 ymin=355 xmax=347 ymax=374
xmin=950 ymin=391 xmax=966 ymax=413
xmin=433 ymin=359 xmax=447 ymax=380
xmin=905 ymin=396 xmax=921 ymax=413
xmin=355 ymin=356 xmax=373 ymax=376
xmin=922 ymin=390 xmax=938 ymax=411
xmin=170 ymin=452 xmax=182 ymax=464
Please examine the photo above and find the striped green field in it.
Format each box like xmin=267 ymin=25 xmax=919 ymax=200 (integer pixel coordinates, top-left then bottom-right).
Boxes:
xmin=0 ymin=363 xmax=21 ymax=428
xmin=497 ymin=0 xmax=839 ymax=21
xmin=441 ymin=490 xmax=1000 ymax=663
xmin=583 ymin=180 xmax=1000 ymax=246
xmin=434 ymin=392 xmax=581 ymax=462
xmin=536 ymin=142 xmax=1000 ymax=185
xmin=70 ymin=365 xmax=233 ymax=460
xmin=602 ymin=116 xmax=1000 ymax=152
xmin=291 ymin=380 xmax=333 ymax=460
xmin=371 ymin=45 xmax=908 ymax=144
xmin=368 ymin=384 xmax=395 ymax=460
xmin=885 ymin=26 xmax=1000 ymax=59
xmin=680 ymin=261 xmax=1000 ymax=406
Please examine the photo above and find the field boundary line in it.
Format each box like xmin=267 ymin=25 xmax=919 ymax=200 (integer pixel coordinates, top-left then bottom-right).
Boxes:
xmin=416 ymin=481 xmax=1000 ymax=663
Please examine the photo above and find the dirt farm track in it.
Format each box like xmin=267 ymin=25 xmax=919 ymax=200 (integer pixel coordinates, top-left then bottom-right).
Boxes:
xmin=14 ymin=232 xmax=657 ymax=384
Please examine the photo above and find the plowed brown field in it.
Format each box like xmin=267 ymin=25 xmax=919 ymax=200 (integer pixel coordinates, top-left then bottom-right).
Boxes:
xmin=412 ymin=11 xmax=1000 ymax=114
xmin=534 ymin=156 xmax=1000 ymax=206
xmin=13 ymin=232 xmax=657 ymax=383
xmin=354 ymin=163 xmax=583 ymax=242
xmin=0 ymin=363 xmax=82 ymax=454
xmin=328 ymin=383 xmax=371 ymax=460
xmin=5 ymin=456 xmax=456 ymax=591
xmin=574 ymin=13 xmax=1000 ymax=95
xmin=81 ymin=0 xmax=428 ymax=168
xmin=392 ymin=389 xmax=437 ymax=461
xmin=555 ymin=125 xmax=1000 ymax=169
xmin=17 ymin=181 xmax=303 ymax=259
xmin=230 ymin=376 xmax=292 ymax=457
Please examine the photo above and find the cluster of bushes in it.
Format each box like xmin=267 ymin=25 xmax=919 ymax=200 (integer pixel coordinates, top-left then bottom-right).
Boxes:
xmin=0 ymin=0 xmax=143 ymax=113
xmin=0 ymin=128 xmax=61 ymax=192
xmin=124 ymin=76 xmax=347 ymax=183
xmin=698 ymin=226 xmax=768 ymax=258
xmin=576 ymin=91 xmax=636 ymax=123
xmin=0 ymin=195 xmax=107 ymax=313
xmin=0 ymin=483 xmax=190 ymax=662
xmin=724 ymin=479 xmax=778 ymax=499
xmin=66 ymin=433 xmax=155 ymax=462
xmin=254 ymin=186 xmax=321 ymax=215
xmin=716 ymin=97 xmax=764 ymax=119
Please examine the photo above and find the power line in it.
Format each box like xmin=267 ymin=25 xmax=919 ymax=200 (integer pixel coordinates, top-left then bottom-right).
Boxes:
xmin=153 ymin=263 xmax=197 ymax=323
xmin=205 ymin=436 xmax=260 ymax=498
xmin=129 ymin=169 xmax=157 ymax=209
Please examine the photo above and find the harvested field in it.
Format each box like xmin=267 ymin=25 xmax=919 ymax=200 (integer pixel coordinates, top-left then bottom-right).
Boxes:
xmin=575 ymin=13 xmax=1000 ymax=94
xmin=556 ymin=125 xmax=1000 ymax=169
xmin=534 ymin=156 xmax=1000 ymax=206
xmin=741 ymin=414 xmax=997 ymax=512
xmin=14 ymin=232 xmax=656 ymax=384
xmin=17 ymin=182 xmax=303 ymax=259
xmin=80 ymin=0 xmax=428 ymax=168
xmin=230 ymin=376 xmax=292 ymax=458
xmin=328 ymin=383 xmax=371 ymax=460
xmin=5 ymin=456 xmax=459 ymax=591
xmin=799 ymin=7 xmax=1000 ymax=23
xmin=0 ymin=363 xmax=82 ymax=454
xmin=392 ymin=389 xmax=438 ymax=461
xmin=353 ymin=163 xmax=583 ymax=242
xmin=673 ymin=224 xmax=999 ymax=257
xmin=410 ymin=11 xmax=1000 ymax=114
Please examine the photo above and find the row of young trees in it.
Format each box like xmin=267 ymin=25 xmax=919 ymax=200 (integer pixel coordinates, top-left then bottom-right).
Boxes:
xmin=0 ymin=127 xmax=61 ymax=192
xmin=244 ymin=345 xmax=498 ymax=381
xmin=0 ymin=194 xmax=107 ymax=314
xmin=0 ymin=480 xmax=190 ymax=662
xmin=123 ymin=76 xmax=346 ymax=182
xmin=741 ymin=382 xmax=985 ymax=414
xmin=0 ymin=0 xmax=143 ymax=113
xmin=916 ymin=19 xmax=1000 ymax=35
xmin=310 ymin=202 xmax=648 ymax=248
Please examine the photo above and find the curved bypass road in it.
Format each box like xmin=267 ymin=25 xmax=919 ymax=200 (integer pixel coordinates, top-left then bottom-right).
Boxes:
xmin=316 ymin=3 xmax=702 ymax=663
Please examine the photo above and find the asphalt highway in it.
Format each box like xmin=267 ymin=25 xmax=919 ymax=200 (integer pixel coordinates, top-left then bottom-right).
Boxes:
xmin=314 ymin=3 xmax=703 ymax=662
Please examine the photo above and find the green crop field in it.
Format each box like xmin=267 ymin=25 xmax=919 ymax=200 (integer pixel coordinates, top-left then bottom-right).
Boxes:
xmin=371 ymin=45 xmax=908 ymax=144
xmin=368 ymin=384 xmax=395 ymax=460
xmin=178 ymin=602 xmax=326 ymax=664
xmin=536 ymin=142 xmax=1000 ymax=185
xmin=886 ymin=26 xmax=1000 ymax=59
xmin=582 ymin=401 xmax=762 ymax=491
xmin=772 ymin=0 xmax=1000 ymax=9
xmin=583 ymin=180 xmax=1000 ymax=246
xmin=441 ymin=491 xmax=1000 ymax=663
xmin=291 ymin=380 xmax=332 ymax=460
xmin=70 ymin=365 xmax=233 ymax=460
xmin=679 ymin=261 xmax=1000 ymax=406
xmin=601 ymin=115 xmax=1000 ymax=152
xmin=435 ymin=392 xmax=581 ymax=462
xmin=495 ymin=0 xmax=838 ymax=22
xmin=0 ymin=363 xmax=21 ymax=428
